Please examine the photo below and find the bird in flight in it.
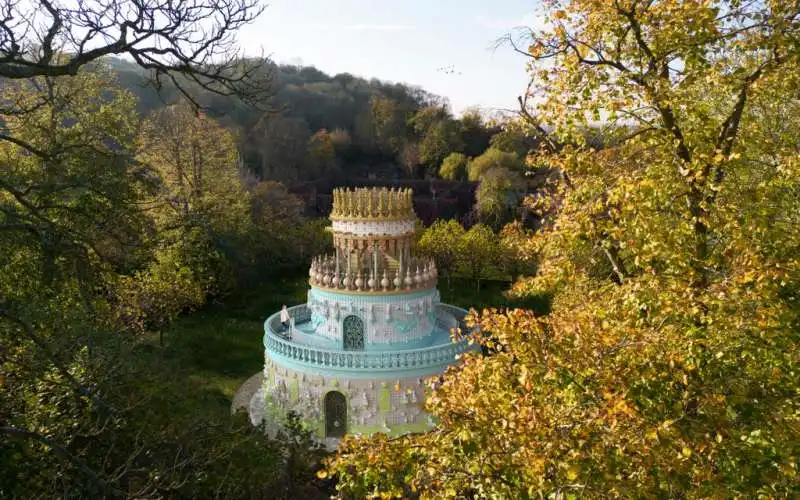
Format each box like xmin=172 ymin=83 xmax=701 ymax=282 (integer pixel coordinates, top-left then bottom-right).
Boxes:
xmin=436 ymin=65 xmax=462 ymax=75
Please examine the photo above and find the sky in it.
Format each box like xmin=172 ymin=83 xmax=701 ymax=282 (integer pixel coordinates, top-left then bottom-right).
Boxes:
xmin=237 ymin=0 xmax=546 ymax=116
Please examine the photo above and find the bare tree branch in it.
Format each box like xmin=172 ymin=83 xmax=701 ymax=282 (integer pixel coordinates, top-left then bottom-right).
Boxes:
xmin=0 ymin=0 xmax=274 ymax=108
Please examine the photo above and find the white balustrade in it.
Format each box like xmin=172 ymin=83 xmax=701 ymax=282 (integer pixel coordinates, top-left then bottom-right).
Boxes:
xmin=264 ymin=305 xmax=473 ymax=373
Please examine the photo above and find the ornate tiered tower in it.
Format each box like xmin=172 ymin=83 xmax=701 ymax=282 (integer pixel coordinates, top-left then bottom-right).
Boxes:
xmin=259 ymin=187 xmax=471 ymax=440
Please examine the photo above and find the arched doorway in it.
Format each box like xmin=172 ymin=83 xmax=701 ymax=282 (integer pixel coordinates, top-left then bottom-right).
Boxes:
xmin=342 ymin=315 xmax=365 ymax=351
xmin=324 ymin=391 xmax=347 ymax=438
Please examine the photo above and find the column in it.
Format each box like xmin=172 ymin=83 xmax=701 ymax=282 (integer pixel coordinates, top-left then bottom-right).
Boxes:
xmin=398 ymin=240 xmax=404 ymax=280
xmin=373 ymin=242 xmax=379 ymax=278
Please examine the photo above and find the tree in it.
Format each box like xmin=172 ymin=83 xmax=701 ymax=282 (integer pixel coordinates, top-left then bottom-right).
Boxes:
xmin=0 ymin=68 xmax=150 ymax=270
xmin=248 ymin=180 xmax=306 ymax=267
xmin=409 ymin=107 xmax=464 ymax=176
xmin=439 ymin=152 xmax=469 ymax=181
xmin=328 ymin=128 xmax=353 ymax=158
xmin=324 ymin=1 xmax=800 ymax=497
xmin=399 ymin=142 xmax=421 ymax=177
xmin=458 ymin=108 xmax=494 ymax=157
xmin=497 ymin=221 xmax=536 ymax=282
xmin=417 ymin=219 xmax=466 ymax=286
xmin=489 ymin=120 xmax=539 ymax=159
xmin=353 ymin=104 xmax=379 ymax=154
xmin=458 ymin=224 xmax=498 ymax=290
xmin=474 ymin=167 xmax=525 ymax=229
xmin=251 ymin=181 xmax=305 ymax=226
xmin=138 ymin=104 xmax=249 ymax=226
xmin=122 ymin=103 xmax=251 ymax=334
xmin=306 ymin=129 xmax=337 ymax=177
xmin=0 ymin=66 xmax=281 ymax=498
xmin=0 ymin=0 xmax=272 ymax=107
xmin=419 ymin=121 xmax=464 ymax=177
xmin=370 ymin=95 xmax=413 ymax=155
xmin=466 ymin=147 xmax=525 ymax=181
xmin=246 ymin=113 xmax=312 ymax=182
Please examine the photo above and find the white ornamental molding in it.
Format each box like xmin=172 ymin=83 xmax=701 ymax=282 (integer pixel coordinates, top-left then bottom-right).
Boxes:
xmin=331 ymin=219 xmax=415 ymax=237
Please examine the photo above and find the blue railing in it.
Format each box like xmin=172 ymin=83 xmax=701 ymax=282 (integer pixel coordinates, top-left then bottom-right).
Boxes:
xmin=263 ymin=304 xmax=474 ymax=375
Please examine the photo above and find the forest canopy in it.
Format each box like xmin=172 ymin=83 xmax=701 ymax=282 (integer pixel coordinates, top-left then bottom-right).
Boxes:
xmin=110 ymin=57 xmax=529 ymax=185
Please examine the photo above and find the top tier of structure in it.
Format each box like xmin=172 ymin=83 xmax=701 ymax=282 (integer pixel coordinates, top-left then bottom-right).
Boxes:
xmin=330 ymin=187 xmax=416 ymax=222
xmin=309 ymin=187 xmax=436 ymax=295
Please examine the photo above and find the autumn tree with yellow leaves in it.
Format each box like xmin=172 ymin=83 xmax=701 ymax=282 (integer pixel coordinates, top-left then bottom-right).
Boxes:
xmin=324 ymin=1 xmax=800 ymax=497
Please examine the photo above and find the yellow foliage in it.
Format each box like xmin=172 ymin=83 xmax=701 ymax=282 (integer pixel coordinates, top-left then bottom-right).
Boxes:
xmin=324 ymin=1 xmax=800 ymax=497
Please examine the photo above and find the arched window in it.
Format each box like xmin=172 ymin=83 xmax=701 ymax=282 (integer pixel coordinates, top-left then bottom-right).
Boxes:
xmin=342 ymin=315 xmax=365 ymax=350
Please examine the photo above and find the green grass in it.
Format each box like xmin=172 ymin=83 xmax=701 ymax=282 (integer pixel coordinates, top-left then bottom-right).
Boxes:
xmin=439 ymin=277 xmax=550 ymax=314
xmin=159 ymin=273 xmax=310 ymax=400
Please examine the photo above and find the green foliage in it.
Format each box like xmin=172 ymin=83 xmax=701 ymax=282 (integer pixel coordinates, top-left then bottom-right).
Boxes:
xmin=466 ymin=147 xmax=527 ymax=228
xmin=296 ymin=217 xmax=335 ymax=263
xmin=418 ymin=221 xmax=514 ymax=288
xmin=113 ymin=245 xmax=205 ymax=333
xmin=306 ymin=129 xmax=338 ymax=177
xmin=243 ymin=113 xmax=313 ymax=183
xmin=248 ymin=180 xmax=331 ymax=267
xmin=489 ymin=120 xmax=539 ymax=159
xmin=114 ymin=59 xmax=453 ymax=182
xmin=417 ymin=219 xmax=466 ymax=283
xmin=0 ymin=66 xmax=291 ymax=497
xmin=0 ymin=322 xmax=282 ymax=498
xmin=497 ymin=221 xmax=537 ymax=282
xmin=457 ymin=224 xmax=498 ymax=287
xmin=112 ymin=58 xmax=500 ymax=184
xmin=136 ymin=103 xmax=253 ymax=297
xmin=370 ymin=95 xmax=414 ymax=155
xmin=274 ymin=411 xmax=330 ymax=498
xmin=474 ymin=166 xmax=525 ymax=229
xmin=439 ymin=152 xmax=469 ymax=181
xmin=458 ymin=108 xmax=494 ymax=158
xmin=409 ymin=107 xmax=465 ymax=176
xmin=467 ymin=147 xmax=525 ymax=181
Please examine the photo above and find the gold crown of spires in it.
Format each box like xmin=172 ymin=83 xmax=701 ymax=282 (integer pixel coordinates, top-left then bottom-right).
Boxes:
xmin=330 ymin=187 xmax=415 ymax=221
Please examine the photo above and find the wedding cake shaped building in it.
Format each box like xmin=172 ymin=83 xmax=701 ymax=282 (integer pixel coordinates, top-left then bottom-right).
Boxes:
xmin=259 ymin=187 xmax=470 ymax=439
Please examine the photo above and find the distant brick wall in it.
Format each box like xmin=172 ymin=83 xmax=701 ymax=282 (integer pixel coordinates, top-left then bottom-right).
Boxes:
xmin=289 ymin=171 xmax=556 ymax=227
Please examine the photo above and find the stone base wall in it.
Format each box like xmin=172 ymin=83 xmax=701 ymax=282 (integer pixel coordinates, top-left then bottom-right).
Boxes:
xmin=263 ymin=358 xmax=436 ymax=438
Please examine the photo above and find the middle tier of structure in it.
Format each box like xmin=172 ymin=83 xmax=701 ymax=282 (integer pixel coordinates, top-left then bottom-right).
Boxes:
xmin=291 ymin=286 xmax=446 ymax=351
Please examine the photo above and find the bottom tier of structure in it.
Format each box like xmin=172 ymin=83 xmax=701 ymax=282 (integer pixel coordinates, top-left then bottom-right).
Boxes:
xmin=262 ymin=358 xmax=441 ymax=438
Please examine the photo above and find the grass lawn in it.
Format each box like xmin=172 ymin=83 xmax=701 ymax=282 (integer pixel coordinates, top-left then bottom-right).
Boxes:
xmin=158 ymin=273 xmax=310 ymax=401
xmin=438 ymin=276 xmax=550 ymax=314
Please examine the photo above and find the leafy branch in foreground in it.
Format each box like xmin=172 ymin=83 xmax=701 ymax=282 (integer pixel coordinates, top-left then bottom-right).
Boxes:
xmin=324 ymin=1 xmax=800 ymax=497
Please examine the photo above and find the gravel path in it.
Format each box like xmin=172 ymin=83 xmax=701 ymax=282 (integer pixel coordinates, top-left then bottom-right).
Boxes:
xmin=231 ymin=371 xmax=263 ymax=415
